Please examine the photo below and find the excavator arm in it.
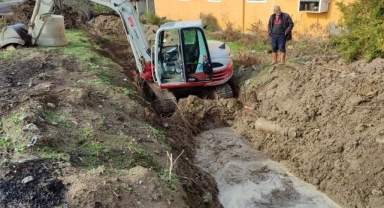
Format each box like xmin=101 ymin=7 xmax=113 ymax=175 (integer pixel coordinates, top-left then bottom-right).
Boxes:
xmin=89 ymin=0 xmax=151 ymax=73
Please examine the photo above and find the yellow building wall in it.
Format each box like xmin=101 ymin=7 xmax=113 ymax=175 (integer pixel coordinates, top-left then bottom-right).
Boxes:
xmin=154 ymin=0 xmax=354 ymax=36
xmin=154 ymin=0 xmax=244 ymax=28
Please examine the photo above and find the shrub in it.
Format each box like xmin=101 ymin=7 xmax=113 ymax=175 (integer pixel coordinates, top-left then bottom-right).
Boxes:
xmin=211 ymin=20 xmax=242 ymax=42
xmin=233 ymin=50 xmax=261 ymax=67
xmin=331 ymin=0 xmax=384 ymax=62
xmin=140 ymin=11 xmax=163 ymax=26
xmin=199 ymin=13 xmax=220 ymax=32
xmin=248 ymin=20 xmax=270 ymax=45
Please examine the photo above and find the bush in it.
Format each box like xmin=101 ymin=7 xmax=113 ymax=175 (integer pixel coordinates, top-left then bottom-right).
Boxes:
xmin=233 ymin=50 xmax=261 ymax=67
xmin=211 ymin=20 xmax=242 ymax=42
xmin=331 ymin=0 xmax=384 ymax=62
xmin=199 ymin=13 xmax=220 ymax=32
xmin=140 ymin=11 xmax=163 ymax=26
xmin=248 ymin=20 xmax=270 ymax=45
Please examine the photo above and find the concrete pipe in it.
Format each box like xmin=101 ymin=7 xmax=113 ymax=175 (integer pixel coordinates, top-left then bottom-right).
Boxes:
xmin=255 ymin=117 xmax=297 ymax=138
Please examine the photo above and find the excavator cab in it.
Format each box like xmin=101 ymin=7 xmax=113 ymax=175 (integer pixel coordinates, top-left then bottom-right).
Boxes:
xmin=154 ymin=20 xmax=213 ymax=88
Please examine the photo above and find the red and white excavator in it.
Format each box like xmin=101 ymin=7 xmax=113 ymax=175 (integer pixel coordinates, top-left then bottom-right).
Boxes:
xmin=0 ymin=0 xmax=234 ymax=115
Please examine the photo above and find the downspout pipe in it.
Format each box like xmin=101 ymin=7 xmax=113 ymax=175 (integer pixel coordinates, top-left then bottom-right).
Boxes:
xmin=242 ymin=0 xmax=245 ymax=33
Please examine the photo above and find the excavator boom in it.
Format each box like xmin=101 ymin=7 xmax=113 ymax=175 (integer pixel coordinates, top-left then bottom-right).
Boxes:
xmin=89 ymin=0 xmax=151 ymax=73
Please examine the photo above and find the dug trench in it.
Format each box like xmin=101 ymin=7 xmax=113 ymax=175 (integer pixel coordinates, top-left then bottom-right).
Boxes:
xmin=89 ymin=15 xmax=384 ymax=208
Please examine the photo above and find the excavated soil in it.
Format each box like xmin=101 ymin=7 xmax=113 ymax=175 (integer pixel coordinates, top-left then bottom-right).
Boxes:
xmin=9 ymin=0 xmax=84 ymax=28
xmin=167 ymin=56 xmax=384 ymax=208
xmin=233 ymin=59 xmax=384 ymax=208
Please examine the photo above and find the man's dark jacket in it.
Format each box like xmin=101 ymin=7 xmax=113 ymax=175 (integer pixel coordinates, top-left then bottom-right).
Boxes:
xmin=268 ymin=12 xmax=294 ymax=41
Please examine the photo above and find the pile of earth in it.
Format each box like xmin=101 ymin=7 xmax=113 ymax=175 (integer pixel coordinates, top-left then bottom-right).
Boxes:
xmin=9 ymin=0 xmax=86 ymax=29
xmin=174 ymin=55 xmax=384 ymax=208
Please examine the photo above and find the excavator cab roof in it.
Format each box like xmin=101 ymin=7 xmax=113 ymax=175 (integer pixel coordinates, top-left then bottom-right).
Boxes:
xmin=160 ymin=20 xmax=203 ymax=30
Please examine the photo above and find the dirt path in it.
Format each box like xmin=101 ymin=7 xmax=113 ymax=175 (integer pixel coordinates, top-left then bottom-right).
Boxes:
xmin=196 ymin=128 xmax=340 ymax=208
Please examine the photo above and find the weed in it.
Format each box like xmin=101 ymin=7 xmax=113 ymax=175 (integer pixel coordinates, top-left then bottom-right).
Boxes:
xmin=0 ymin=135 xmax=12 ymax=151
xmin=92 ymin=3 xmax=111 ymax=13
xmin=61 ymin=121 xmax=73 ymax=128
xmin=80 ymin=126 xmax=92 ymax=141
xmin=125 ymin=185 xmax=133 ymax=194
xmin=89 ymin=76 xmax=112 ymax=85
xmin=41 ymin=109 xmax=60 ymax=123
xmin=0 ymin=50 xmax=17 ymax=60
xmin=112 ymin=86 xmax=133 ymax=96
xmin=128 ymin=141 xmax=163 ymax=174
xmin=140 ymin=11 xmax=163 ymax=26
xmin=233 ymin=50 xmax=261 ymax=67
xmin=211 ymin=17 xmax=242 ymax=42
xmin=38 ymin=146 xmax=68 ymax=161
xmin=146 ymin=124 xmax=166 ymax=140
xmin=10 ymin=115 xmax=22 ymax=125
xmin=248 ymin=20 xmax=270 ymax=45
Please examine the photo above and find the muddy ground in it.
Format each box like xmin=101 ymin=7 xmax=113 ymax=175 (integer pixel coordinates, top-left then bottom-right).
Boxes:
xmin=1 ymin=3 xmax=384 ymax=208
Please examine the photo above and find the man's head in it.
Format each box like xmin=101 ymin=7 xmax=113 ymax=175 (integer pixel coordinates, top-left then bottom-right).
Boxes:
xmin=273 ymin=6 xmax=281 ymax=16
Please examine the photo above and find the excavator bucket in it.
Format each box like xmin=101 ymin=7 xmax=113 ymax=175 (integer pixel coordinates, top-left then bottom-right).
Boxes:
xmin=0 ymin=0 xmax=68 ymax=47
xmin=28 ymin=0 xmax=68 ymax=46
xmin=0 ymin=24 xmax=31 ymax=48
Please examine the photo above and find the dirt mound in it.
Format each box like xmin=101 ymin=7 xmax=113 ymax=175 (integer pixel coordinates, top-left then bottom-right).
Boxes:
xmin=9 ymin=0 xmax=82 ymax=28
xmin=0 ymin=159 xmax=65 ymax=208
xmin=63 ymin=166 xmax=186 ymax=208
xmin=233 ymin=60 xmax=384 ymax=208
xmin=171 ymin=96 xmax=240 ymax=133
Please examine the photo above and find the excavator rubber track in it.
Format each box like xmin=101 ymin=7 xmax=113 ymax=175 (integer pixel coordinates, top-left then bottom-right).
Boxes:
xmin=210 ymin=83 xmax=233 ymax=100
xmin=147 ymin=82 xmax=177 ymax=116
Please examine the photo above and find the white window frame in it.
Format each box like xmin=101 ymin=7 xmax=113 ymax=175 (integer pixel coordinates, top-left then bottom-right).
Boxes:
xmin=247 ymin=0 xmax=267 ymax=3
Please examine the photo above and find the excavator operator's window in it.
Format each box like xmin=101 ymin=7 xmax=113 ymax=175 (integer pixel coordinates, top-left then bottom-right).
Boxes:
xmin=182 ymin=29 xmax=209 ymax=75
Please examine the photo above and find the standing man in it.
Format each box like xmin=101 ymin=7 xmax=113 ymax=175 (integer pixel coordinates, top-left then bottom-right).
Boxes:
xmin=268 ymin=6 xmax=294 ymax=65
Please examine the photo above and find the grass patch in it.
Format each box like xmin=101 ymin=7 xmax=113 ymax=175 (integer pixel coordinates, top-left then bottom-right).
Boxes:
xmin=246 ymin=67 xmax=271 ymax=90
xmin=140 ymin=11 xmax=164 ymax=26
xmin=38 ymin=30 xmax=101 ymax=61
xmin=39 ymin=146 xmax=68 ymax=161
xmin=146 ymin=124 xmax=166 ymax=140
xmin=0 ymin=50 xmax=17 ymax=60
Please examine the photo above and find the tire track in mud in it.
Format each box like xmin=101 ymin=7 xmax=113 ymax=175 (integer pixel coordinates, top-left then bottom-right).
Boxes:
xmin=195 ymin=128 xmax=340 ymax=208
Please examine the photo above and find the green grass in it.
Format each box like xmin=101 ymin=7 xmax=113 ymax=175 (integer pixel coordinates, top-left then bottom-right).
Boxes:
xmin=0 ymin=50 xmax=17 ymax=60
xmin=226 ymin=42 xmax=243 ymax=52
xmin=246 ymin=67 xmax=271 ymax=90
xmin=206 ymin=32 xmax=267 ymax=53
xmin=38 ymin=30 xmax=102 ymax=61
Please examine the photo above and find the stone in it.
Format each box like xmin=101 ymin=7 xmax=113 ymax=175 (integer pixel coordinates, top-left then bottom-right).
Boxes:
xmin=22 ymin=123 xmax=39 ymax=133
xmin=371 ymin=189 xmax=383 ymax=197
xmin=47 ymin=103 xmax=56 ymax=108
xmin=22 ymin=176 xmax=34 ymax=184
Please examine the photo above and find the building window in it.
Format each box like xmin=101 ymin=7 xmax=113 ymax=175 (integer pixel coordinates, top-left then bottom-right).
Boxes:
xmin=247 ymin=0 xmax=267 ymax=3
xmin=208 ymin=0 xmax=221 ymax=2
